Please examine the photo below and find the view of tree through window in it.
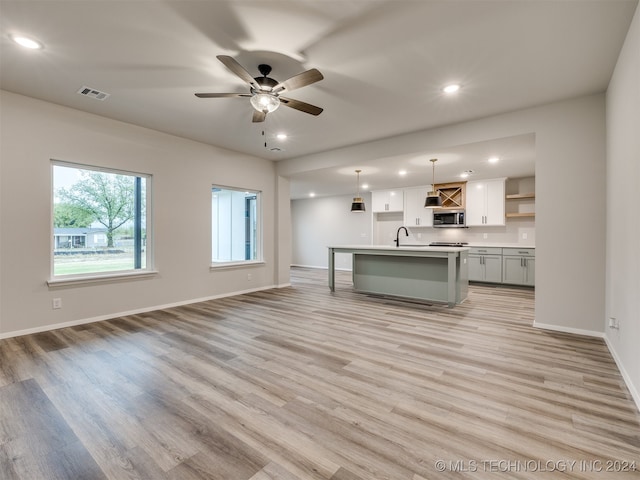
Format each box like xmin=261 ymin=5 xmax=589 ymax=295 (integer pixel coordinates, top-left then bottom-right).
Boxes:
xmin=52 ymin=162 xmax=151 ymax=277
xmin=212 ymin=187 xmax=261 ymax=263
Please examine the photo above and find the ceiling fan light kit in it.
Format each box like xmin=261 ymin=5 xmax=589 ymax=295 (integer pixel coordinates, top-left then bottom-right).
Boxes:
xmin=250 ymin=93 xmax=280 ymax=113
xmin=196 ymin=55 xmax=324 ymax=123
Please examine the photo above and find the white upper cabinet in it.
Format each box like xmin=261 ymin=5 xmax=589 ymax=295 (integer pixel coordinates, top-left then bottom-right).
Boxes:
xmin=371 ymin=189 xmax=404 ymax=212
xmin=403 ymin=186 xmax=433 ymax=227
xmin=466 ymin=178 xmax=506 ymax=226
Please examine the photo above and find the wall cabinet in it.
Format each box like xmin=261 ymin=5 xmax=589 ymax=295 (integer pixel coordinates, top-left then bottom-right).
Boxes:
xmin=403 ymin=186 xmax=433 ymax=226
xmin=502 ymin=248 xmax=535 ymax=286
xmin=434 ymin=182 xmax=466 ymax=209
xmin=466 ymin=178 xmax=506 ymax=226
xmin=372 ymin=189 xmax=403 ymax=212
xmin=468 ymin=247 xmax=503 ymax=283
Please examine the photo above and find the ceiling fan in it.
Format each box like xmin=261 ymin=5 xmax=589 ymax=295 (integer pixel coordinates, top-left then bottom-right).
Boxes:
xmin=195 ymin=55 xmax=324 ymax=123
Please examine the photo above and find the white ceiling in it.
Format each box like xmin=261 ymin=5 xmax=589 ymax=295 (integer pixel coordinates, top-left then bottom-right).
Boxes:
xmin=1 ymin=0 xmax=636 ymax=198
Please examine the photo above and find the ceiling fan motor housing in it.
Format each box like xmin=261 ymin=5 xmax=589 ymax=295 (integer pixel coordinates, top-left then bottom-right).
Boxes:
xmin=254 ymin=75 xmax=278 ymax=92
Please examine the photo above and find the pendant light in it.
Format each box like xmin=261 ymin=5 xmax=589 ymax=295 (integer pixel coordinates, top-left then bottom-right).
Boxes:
xmin=424 ymin=158 xmax=443 ymax=208
xmin=351 ymin=169 xmax=366 ymax=212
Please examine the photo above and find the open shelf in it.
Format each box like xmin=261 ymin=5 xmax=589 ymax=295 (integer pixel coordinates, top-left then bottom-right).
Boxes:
xmin=506 ymin=193 xmax=535 ymax=199
xmin=506 ymin=212 xmax=535 ymax=218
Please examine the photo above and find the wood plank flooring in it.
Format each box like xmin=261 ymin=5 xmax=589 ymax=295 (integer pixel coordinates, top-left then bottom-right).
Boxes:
xmin=1 ymin=267 xmax=639 ymax=479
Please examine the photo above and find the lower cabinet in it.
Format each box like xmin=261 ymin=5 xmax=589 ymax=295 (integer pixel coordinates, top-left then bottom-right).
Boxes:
xmin=468 ymin=246 xmax=535 ymax=286
xmin=468 ymin=247 xmax=503 ymax=283
xmin=501 ymin=248 xmax=535 ymax=286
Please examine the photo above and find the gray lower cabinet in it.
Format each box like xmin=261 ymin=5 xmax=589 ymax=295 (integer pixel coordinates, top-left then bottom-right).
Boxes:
xmin=468 ymin=247 xmax=503 ymax=283
xmin=501 ymin=248 xmax=535 ymax=286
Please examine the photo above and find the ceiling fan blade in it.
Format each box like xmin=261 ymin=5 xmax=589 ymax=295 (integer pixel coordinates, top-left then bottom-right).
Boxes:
xmin=252 ymin=110 xmax=267 ymax=123
xmin=195 ymin=93 xmax=251 ymax=98
xmin=216 ymin=55 xmax=259 ymax=89
xmin=273 ymin=69 xmax=323 ymax=93
xmin=279 ymin=97 xmax=323 ymax=116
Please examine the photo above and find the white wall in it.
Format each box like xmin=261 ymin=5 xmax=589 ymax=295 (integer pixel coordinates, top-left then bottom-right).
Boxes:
xmin=280 ymin=94 xmax=607 ymax=335
xmin=291 ymin=193 xmax=373 ymax=270
xmin=0 ymin=91 xmax=287 ymax=337
xmin=605 ymin=3 xmax=640 ymax=407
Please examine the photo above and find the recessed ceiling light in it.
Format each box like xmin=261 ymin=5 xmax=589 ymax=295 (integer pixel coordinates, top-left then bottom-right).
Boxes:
xmin=276 ymin=133 xmax=287 ymax=140
xmin=10 ymin=34 xmax=43 ymax=50
xmin=398 ymin=170 xmax=407 ymax=176
xmin=443 ymin=84 xmax=460 ymax=94
xmin=309 ymin=192 xmax=316 ymax=197
xmin=488 ymin=156 xmax=499 ymax=164
xmin=361 ymin=183 xmax=369 ymax=190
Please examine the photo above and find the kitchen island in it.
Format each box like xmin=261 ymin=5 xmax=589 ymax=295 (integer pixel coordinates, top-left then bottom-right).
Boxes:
xmin=328 ymin=245 xmax=469 ymax=307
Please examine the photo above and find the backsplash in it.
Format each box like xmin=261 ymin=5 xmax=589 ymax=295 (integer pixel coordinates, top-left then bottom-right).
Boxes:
xmin=374 ymin=212 xmax=535 ymax=246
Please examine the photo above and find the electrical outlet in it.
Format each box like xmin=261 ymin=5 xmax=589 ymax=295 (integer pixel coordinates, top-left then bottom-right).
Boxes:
xmin=247 ymin=273 xmax=252 ymax=281
xmin=52 ymin=298 xmax=62 ymax=309
xmin=483 ymin=233 xmax=488 ymax=239
xmin=608 ymin=317 xmax=619 ymax=329
xmin=522 ymin=233 xmax=528 ymax=240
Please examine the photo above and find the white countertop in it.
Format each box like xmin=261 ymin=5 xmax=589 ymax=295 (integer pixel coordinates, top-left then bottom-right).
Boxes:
xmin=468 ymin=243 xmax=535 ymax=248
xmin=329 ymin=243 xmax=534 ymax=250
xmin=329 ymin=244 xmax=470 ymax=252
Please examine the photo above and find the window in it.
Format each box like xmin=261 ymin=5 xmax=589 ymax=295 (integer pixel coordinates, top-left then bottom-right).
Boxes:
xmin=212 ymin=186 xmax=261 ymax=264
xmin=52 ymin=162 xmax=151 ymax=278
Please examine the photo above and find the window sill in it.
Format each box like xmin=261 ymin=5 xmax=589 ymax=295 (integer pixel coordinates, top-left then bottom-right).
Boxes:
xmin=48 ymin=270 xmax=158 ymax=288
xmin=210 ymin=260 xmax=265 ymax=271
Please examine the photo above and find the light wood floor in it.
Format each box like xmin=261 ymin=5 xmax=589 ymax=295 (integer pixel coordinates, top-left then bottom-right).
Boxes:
xmin=1 ymin=268 xmax=639 ymax=479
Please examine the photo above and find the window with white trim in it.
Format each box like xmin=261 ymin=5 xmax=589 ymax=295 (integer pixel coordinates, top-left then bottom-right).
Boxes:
xmin=212 ymin=186 xmax=261 ymax=264
xmin=52 ymin=161 xmax=152 ymax=278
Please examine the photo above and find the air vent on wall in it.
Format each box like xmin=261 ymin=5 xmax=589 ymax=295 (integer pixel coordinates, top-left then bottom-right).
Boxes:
xmin=77 ymin=86 xmax=110 ymax=101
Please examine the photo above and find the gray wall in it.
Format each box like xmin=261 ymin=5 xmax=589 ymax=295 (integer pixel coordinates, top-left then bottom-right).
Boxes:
xmin=605 ymin=4 xmax=640 ymax=407
xmin=0 ymin=91 xmax=289 ymax=337
xmin=291 ymin=193 xmax=373 ymax=270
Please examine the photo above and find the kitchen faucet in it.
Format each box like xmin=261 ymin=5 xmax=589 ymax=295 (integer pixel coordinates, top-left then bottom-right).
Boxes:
xmin=395 ymin=226 xmax=409 ymax=247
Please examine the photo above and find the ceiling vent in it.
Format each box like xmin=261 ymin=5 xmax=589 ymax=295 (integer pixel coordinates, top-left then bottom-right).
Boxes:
xmin=77 ymin=86 xmax=110 ymax=101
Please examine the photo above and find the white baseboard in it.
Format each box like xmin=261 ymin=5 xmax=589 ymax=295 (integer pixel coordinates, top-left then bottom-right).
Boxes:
xmin=603 ymin=335 xmax=640 ymax=414
xmin=534 ymin=321 xmax=639 ymax=413
xmin=0 ymin=284 xmax=278 ymax=340
xmin=290 ymin=263 xmax=326 ymax=269
xmin=290 ymin=264 xmax=352 ymax=272
xmin=532 ymin=321 xmax=605 ymax=338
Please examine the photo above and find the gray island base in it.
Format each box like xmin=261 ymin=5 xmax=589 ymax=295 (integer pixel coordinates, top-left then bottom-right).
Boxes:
xmin=328 ymin=245 xmax=469 ymax=308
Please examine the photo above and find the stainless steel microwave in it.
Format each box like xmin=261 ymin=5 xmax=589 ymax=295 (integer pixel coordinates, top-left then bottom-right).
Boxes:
xmin=433 ymin=210 xmax=466 ymax=228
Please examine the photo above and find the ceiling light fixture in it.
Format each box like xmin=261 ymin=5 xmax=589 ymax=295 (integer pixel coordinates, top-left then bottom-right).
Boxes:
xmin=424 ymin=158 xmax=443 ymax=208
xmin=10 ymin=34 xmax=43 ymax=50
xmin=276 ymin=133 xmax=287 ymax=140
xmin=398 ymin=170 xmax=407 ymax=176
xmin=488 ymin=156 xmax=499 ymax=164
xmin=351 ymin=170 xmax=366 ymax=212
xmin=249 ymin=92 xmax=280 ymax=113
xmin=443 ymin=84 xmax=460 ymax=94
